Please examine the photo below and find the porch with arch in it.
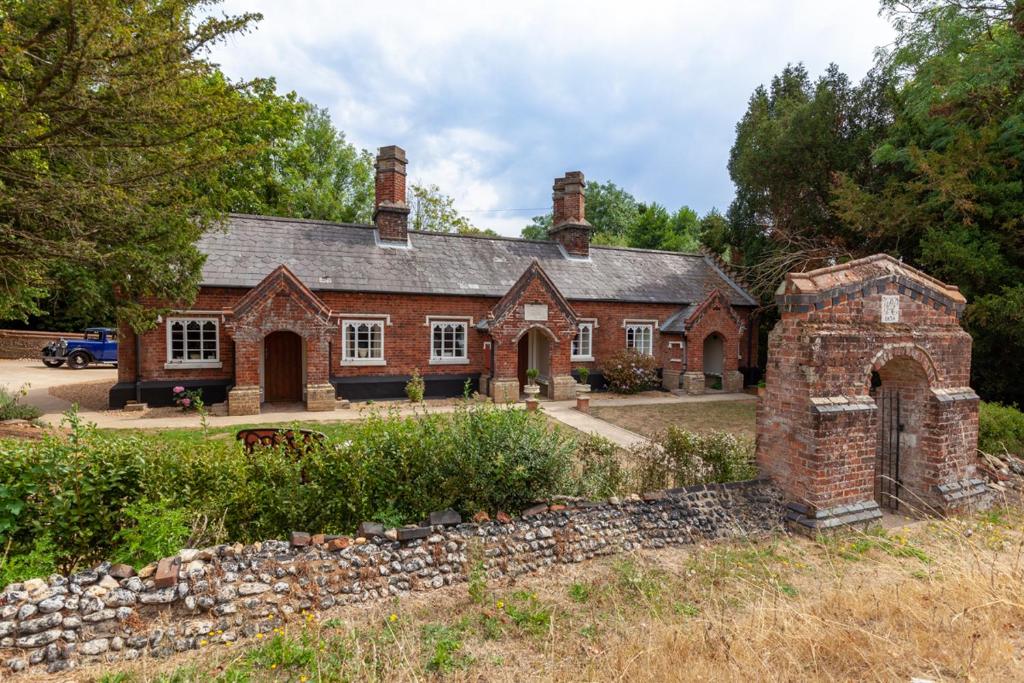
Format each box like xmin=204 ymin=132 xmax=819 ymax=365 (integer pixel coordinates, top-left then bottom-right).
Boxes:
xmin=756 ymin=254 xmax=989 ymax=533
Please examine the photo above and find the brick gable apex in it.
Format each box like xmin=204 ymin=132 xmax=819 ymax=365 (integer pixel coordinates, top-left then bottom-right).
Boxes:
xmin=684 ymin=288 xmax=744 ymax=334
xmin=487 ymin=259 xmax=578 ymax=329
xmin=231 ymin=265 xmax=332 ymax=324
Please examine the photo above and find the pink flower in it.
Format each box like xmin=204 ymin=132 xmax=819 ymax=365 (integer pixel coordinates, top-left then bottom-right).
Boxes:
xmin=181 ymin=398 xmax=191 ymax=407
xmin=173 ymin=386 xmax=185 ymax=394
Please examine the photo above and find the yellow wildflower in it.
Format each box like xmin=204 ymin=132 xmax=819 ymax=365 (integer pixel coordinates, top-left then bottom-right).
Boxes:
xmin=496 ymin=601 xmax=504 ymax=609
xmin=256 ymin=633 xmax=263 ymax=639
xmin=388 ymin=613 xmax=398 ymax=622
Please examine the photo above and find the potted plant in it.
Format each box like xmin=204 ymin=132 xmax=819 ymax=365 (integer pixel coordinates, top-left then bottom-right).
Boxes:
xmin=575 ymin=366 xmax=591 ymax=393
xmin=524 ymin=368 xmax=541 ymax=396
xmin=757 ymin=379 xmax=766 ymax=397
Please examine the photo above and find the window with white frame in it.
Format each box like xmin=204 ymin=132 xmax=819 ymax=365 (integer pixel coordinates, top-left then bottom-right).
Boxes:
xmin=571 ymin=322 xmax=594 ymax=360
xmin=343 ymin=320 xmax=385 ymax=363
xmin=625 ymin=323 xmax=653 ymax=355
xmin=431 ymin=321 xmax=468 ymax=362
xmin=167 ymin=318 xmax=219 ymax=364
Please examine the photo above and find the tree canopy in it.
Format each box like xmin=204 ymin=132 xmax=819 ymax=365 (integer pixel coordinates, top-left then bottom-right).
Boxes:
xmin=0 ymin=0 xmax=265 ymax=331
xmin=521 ymin=179 xmax=707 ymax=252
xmin=722 ymin=0 xmax=1024 ymax=403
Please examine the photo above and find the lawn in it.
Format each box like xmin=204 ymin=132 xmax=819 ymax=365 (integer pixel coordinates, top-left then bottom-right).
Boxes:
xmin=84 ymin=506 xmax=1024 ymax=682
xmin=591 ymin=398 xmax=758 ymax=439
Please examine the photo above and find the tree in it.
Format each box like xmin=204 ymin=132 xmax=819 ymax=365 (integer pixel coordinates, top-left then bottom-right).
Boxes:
xmin=214 ymin=90 xmax=375 ymax=223
xmin=831 ymin=0 xmax=1024 ymax=403
xmin=0 ymin=0 xmax=263 ymax=330
xmin=409 ymin=183 xmax=495 ymax=235
xmin=725 ymin=62 xmax=894 ymax=297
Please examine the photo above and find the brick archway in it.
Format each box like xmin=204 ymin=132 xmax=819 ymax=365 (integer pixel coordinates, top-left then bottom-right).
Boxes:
xmin=482 ymin=260 xmax=578 ymax=402
xmin=223 ymin=265 xmax=336 ymax=415
xmin=756 ymin=254 xmax=989 ymax=533
xmin=678 ymin=289 xmax=745 ymax=394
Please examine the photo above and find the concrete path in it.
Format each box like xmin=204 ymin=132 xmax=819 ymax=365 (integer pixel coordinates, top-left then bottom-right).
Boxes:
xmin=543 ymin=401 xmax=651 ymax=448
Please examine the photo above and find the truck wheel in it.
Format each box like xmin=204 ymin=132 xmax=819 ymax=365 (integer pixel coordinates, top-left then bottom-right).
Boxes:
xmin=42 ymin=358 xmax=65 ymax=368
xmin=67 ymin=351 xmax=90 ymax=370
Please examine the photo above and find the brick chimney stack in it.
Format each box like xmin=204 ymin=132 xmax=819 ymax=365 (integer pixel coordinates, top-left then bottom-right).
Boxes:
xmin=374 ymin=145 xmax=410 ymax=243
xmin=548 ymin=171 xmax=592 ymax=257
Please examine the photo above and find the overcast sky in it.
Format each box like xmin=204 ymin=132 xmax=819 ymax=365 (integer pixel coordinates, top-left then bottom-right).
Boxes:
xmin=208 ymin=1 xmax=895 ymax=236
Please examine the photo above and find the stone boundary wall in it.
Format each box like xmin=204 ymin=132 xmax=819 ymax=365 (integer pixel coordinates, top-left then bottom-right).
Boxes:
xmin=0 ymin=330 xmax=81 ymax=360
xmin=0 ymin=479 xmax=782 ymax=675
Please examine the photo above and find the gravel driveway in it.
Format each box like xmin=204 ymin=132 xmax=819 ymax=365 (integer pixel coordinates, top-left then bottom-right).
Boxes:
xmin=0 ymin=359 xmax=117 ymax=420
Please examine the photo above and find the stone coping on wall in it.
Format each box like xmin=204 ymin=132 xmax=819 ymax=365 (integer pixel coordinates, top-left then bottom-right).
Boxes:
xmin=0 ymin=480 xmax=783 ymax=675
xmin=809 ymin=395 xmax=878 ymax=414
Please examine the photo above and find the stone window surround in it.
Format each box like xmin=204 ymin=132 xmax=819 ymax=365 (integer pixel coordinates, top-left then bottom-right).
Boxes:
xmin=571 ymin=318 xmax=597 ymax=361
xmin=341 ymin=318 xmax=387 ymax=366
xmin=164 ymin=316 xmax=222 ymax=369
xmin=428 ymin=317 xmax=470 ymax=365
xmin=623 ymin=319 xmax=656 ymax=356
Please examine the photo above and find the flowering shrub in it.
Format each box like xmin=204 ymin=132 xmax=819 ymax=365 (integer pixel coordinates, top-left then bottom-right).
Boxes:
xmin=601 ymin=350 xmax=659 ymax=393
xmin=172 ymin=386 xmax=203 ymax=412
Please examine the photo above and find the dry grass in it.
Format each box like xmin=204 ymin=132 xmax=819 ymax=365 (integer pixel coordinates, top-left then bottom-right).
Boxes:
xmin=592 ymin=399 xmax=758 ymax=439
xmin=65 ymin=503 xmax=1024 ymax=682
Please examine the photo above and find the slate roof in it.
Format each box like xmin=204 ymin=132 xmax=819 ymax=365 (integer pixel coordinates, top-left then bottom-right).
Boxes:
xmin=196 ymin=214 xmax=757 ymax=307
xmin=659 ymin=305 xmax=698 ymax=333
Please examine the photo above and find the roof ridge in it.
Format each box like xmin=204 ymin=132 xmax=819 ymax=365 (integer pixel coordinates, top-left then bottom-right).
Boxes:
xmin=226 ymin=213 xmax=373 ymax=230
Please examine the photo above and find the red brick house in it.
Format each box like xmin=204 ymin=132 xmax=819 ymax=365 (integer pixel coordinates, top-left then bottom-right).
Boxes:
xmin=110 ymin=146 xmax=759 ymax=414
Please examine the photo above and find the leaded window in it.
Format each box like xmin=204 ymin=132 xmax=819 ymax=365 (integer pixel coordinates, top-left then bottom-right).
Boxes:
xmin=625 ymin=323 xmax=653 ymax=355
xmin=343 ymin=320 xmax=384 ymax=361
xmin=431 ymin=321 xmax=467 ymax=361
xmin=167 ymin=318 xmax=219 ymax=363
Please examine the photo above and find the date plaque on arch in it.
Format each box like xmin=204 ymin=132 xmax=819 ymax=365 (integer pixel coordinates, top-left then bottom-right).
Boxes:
xmin=881 ymin=295 xmax=900 ymax=323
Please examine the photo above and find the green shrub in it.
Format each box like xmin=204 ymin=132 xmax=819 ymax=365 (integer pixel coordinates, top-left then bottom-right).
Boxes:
xmin=0 ymin=385 xmax=41 ymax=421
xmin=634 ymin=428 xmax=756 ymax=491
xmin=405 ymin=369 xmax=425 ymax=403
xmin=112 ymin=498 xmax=192 ymax=567
xmin=0 ymin=534 xmax=57 ymax=586
xmin=0 ymin=403 xmax=575 ymax=573
xmin=576 ymin=367 xmax=590 ymax=385
xmin=572 ymin=436 xmax=633 ymax=498
xmin=979 ymin=401 xmax=1024 ymax=457
xmin=601 ymin=350 xmax=659 ymax=393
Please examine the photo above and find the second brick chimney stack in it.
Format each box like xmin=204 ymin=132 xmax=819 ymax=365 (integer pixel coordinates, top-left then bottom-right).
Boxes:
xmin=548 ymin=171 xmax=592 ymax=257
xmin=374 ymin=145 xmax=410 ymax=243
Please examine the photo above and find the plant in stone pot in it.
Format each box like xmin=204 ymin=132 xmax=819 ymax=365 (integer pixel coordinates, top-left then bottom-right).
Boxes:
xmin=576 ymin=366 xmax=591 ymax=393
xmin=524 ymin=368 xmax=541 ymax=396
xmin=405 ymin=369 xmax=425 ymax=403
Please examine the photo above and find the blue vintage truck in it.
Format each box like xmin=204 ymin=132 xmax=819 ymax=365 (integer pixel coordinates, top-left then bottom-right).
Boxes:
xmin=41 ymin=327 xmax=118 ymax=369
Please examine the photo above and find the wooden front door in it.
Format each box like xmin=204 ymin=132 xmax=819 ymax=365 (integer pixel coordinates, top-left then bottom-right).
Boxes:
xmin=517 ymin=334 xmax=529 ymax=392
xmin=264 ymin=331 xmax=303 ymax=402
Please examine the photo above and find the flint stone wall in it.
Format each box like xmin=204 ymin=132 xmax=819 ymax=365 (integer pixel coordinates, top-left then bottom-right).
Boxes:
xmin=0 ymin=479 xmax=782 ymax=675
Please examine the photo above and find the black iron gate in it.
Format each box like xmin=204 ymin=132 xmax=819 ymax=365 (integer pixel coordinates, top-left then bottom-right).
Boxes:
xmin=876 ymin=388 xmax=902 ymax=511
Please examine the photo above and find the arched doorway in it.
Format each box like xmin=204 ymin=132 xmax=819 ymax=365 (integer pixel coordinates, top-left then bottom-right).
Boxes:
xmin=703 ymin=333 xmax=725 ymax=391
xmin=517 ymin=327 xmax=552 ymax=395
xmin=264 ymin=331 xmax=303 ymax=403
xmin=872 ymin=356 xmax=930 ymax=513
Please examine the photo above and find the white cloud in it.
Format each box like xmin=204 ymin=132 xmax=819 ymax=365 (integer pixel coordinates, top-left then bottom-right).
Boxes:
xmin=208 ymin=0 xmax=895 ymax=235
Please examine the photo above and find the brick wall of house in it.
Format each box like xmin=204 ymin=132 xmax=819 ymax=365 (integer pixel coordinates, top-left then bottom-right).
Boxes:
xmin=122 ymin=286 xmax=757 ymax=398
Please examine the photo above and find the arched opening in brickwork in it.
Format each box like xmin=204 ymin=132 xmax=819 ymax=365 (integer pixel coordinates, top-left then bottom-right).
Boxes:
xmin=871 ymin=355 xmax=931 ymax=513
xmin=514 ymin=324 xmax=555 ymax=395
xmin=702 ymin=332 xmax=725 ymax=390
xmin=756 ymin=254 xmax=988 ymax=533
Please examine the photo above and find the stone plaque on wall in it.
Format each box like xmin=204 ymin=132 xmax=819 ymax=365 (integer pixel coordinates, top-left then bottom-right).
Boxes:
xmin=881 ymin=295 xmax=900 ymax=323
xmin=524 ymin=304 xmax=548 ymax=321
